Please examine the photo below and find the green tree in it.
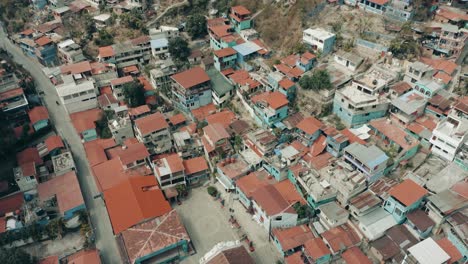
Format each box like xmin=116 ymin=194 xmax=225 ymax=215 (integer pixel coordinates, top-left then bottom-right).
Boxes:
xmin=94 ymin=30 xmax=114 ymax=47
xmin=299 ymin=70 xmax=333 ymax=91
xmin=122 ymin=82 xmax=146 ymax=107
xmin=0 ymin=247 xmax=37 ymax=264
xmin=186 ymin=13 xmax=207 ymax=39
xmin=207 ymin=186 xmax=218 ymax=197
xmin=95 ymin=110 xmax=113 ymax=139
xmin=389 ymin=37 xmax=419 ymax=60
xmin=168 ymin=37 xmax=191 ymax=62
xmin=120 ymin=10 xmax=145 ymax=31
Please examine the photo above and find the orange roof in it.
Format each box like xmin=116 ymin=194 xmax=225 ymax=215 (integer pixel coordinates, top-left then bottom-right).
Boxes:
xmin=235 ymin=172 xmax=270 ymax=198
xmin=206 ymin=110 xmax=236 ymax=128
xmin=251 ymin=185 xmax=295 ymax=215
xmin=98 ymin=46 xmax=115 ymax=58
xmin=285 ymin=251 xmax=305 ymax=264
xmin=171 ymin=67 xmax=210 ymax=89
xmin=302 ymin=52 xmax=316 ymax=60
xmin=191 ymin=103 xmax=217 ymax=121
xmin=137 ymin=76 xmax=153 ymax=92
xmin=309 ymin=135 xmax=327 ymax=157
xmin=60 ymin=61 xmax=91 ymax=75
xmin=107 ymin=142 xmax=149 ymax=166
xmin=65 ymin=249 xmax=101 ymax=264
xmin=35 ymin=36 xmax=52 ymax=46
xmin=251 ymin=91 xmax=288 ymax=110
xmin=436 ymin=238 xmax=462 ymax=264
xmin=214 ymin=47 xmax=237 ymax=58
xmin=296 ymin=116 xmax=323 ymax=135
xmin=321 ymin=224 xmax=360 ymax=253
xmin=70 ymin=108 xmax=102 ymax=133
xmin=21 ymin=29 xmax=34 ymax=35
xmin=38 ymin=171 xmax=84 ymax=214
xmin=274 ymin=180 xmax=306 ymax=205
xmin=341 ymin=129 xmax=366 ymax=145
xmin=420 ymin=58 xmax=457 ymax=75
xmin=281 ymin=55 xmax=299 ymax=67
xmin=279 ymin=78 xmax=295 ymax=90
xmin=20 ymin=162 xmax=36 ymax=177
xmin=128 ymin=105 xmax=150 ymax=117
xmin=134 ymin=112 xmax=168 ymax=135
xmin=436 ymin=7 xmax=468 ymax=22
xmin=368 ymin=0 xmax=389 ymax=5
xmin=370 ymin=119 xmax=419 ymax=150
xmin=104 ymin=176 xmax=171 ymax=234
xmin=92 ymin=158 xmax=141 ymax=192
xmin=45 ymin=135 xmax=64 ymax=152
xmin=391 ymin=82 xmax=412 ymax=95
xmin=304 ymin=238 xmax=331 ymax=260
xmin=231 ymin=5 xmax=251 ymax=16
xmin=342 ymin=247 xmax=372 ymax=264
xmin=388 ymin=179 xmax=428 ymax=206
xmin=110 ymin=76 xmax=133 ymax=86
xmin=203 ymin=123 xmax=230 ymax=144
xmin=183 ymin=157 xmax=208 ymax=175
xmin=0 ymin=87 xmax=23 ymax=101
xmin=434 ymin=71 xmax=452 ymax=84
xmin=28 ymin=106 xmax=49 ymax=124
xmin=159 ymin=154 xmax=184 ymax=174
xmin=100 ymin=86 xmax=113 ymax=95
xmin=39 ymin=256 xmax=59 ymax=264
xmin=168 ymin=113 xmax=186 ymax=126
xmin=17 ymin=147 xmax=43 ymax=166
xmin=209 ymin=24 xmax=233 ymax=38
xmin=272 ymin=225 xmax=314 ymax=251
xmin=84 ymin=140 xmax=110 ymax=167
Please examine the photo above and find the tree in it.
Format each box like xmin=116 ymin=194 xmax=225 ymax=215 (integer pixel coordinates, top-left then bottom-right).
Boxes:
xmin=0 ymin=248 xmax=37 ymax=264
xmin=186 ymin=13 xmax=207 ymax=39
xmin=299 ymin=70 xmax=333 ymax=91
xmin=94 ymin=30 xmax=114 ymax=47
xmin=120 ymin=10 xmax=145 ymax=31
xmin=95 ymin=110 xmax=113 ymax=139
xmin=389 ymin=37 xmax=419 ymax=60
xmin=207 ymin=186 xmax=218 ymax=197
xmin=168 ymin=37 xmax=191 ymax=63
xmin=122 ymin=82 xmax=146 ymax=107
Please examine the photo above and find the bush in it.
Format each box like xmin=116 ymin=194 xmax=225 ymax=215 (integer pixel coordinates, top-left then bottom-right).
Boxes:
xmin=207 ymin=186 xmax=218 ymax=197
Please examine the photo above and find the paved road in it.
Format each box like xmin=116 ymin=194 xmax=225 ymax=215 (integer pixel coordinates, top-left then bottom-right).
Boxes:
xmin=0 ymin=26 xmax=122 ymax=264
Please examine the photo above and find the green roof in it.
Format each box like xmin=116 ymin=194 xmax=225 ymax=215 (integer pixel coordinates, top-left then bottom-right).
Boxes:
xmin=207 ymin=68 xmax=233 ymax=96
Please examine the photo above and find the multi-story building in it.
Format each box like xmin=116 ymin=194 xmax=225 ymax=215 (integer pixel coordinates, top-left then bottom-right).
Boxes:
xmin=202 ymin=123 xmax=232 ymax=161
xmin=149 ymin=59 xmax=177 ymax=91
xmin=403 ymin=61 xmax=434 ymax=87
xmin=57 ymin=39 xmax=85 ymax=64
xmin=244 ymin=129 xmax=277 ymax=157
xmin=229 ymin=6 xmax=252 ymax=32
xmin=213 ymin=47 xmax=237 ymax=71
xmin=171 ymin=67 xmax=212 ymax=112
xmin=108 ymin=106 xmax=134 ymax=145
xmin=56 ymin=75 xmax=98 ymax=114
xmin=426 ymin=23 xmax=468 ymax=60
xmin=430 ymin=101 xmax=468 ymax=161
xmin=383 ymin=179 xmax=428 ymax=223
xmin=19 ymin=35 xmax=58 ymax=66
xmin=390 ymin=90 xmax=427 ymax=125
xmin=0 ymin=88 xmax=29 ymax=118
xmin=152 ymin=153 xmax=186 ymax=189
xmin=133 ymin=112 xmax=172 ymax=154
xmin=251 ymin=91 xmax=289 ymax=128
xmin=150 ymin=37 xmax=170 ymax=60
xmin=303 ymin=28 xmax=336 ymax=55
xmin=149 ymin=26 xmax=180 ymax=40
xmin=97 ymin=36 xmax=151 ymax=66
xmin=343 ymin=143 xmax=389 ymax=182
xmin=110 ymin=76 xmax=134 ymax=101
xmin=207 ymin=18 xmax=237 ymax=50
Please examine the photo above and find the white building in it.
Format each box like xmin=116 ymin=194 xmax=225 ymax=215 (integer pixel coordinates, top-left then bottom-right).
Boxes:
xmin=14 ymin=163 xmax=37 ymax=192
xmin=318 ymin=202 xmax=350 ymax=230
xmin=430 ymin=101 xmax=468 ymax=161
xmin=56 ymin=75 xmax=97 ymax=114
xmin=303 ymin=28 xmax=336 ymax=55
xmin=405 ymin=238 xmax=450 ymax=264
xmin=149 ymin=26 xmax=180 ymax=40
xmin=150 ymin=38 xmax=170 ymax=60
xmin=108 ymin=106 xmax=134 ymax=145
xmin=334 ymin=51 xmax=364 ymax=72
xmin=152 ymin=153 xmax=186 ymax=189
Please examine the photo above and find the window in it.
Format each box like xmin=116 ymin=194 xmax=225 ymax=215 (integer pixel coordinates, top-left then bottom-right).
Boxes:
xmin=275 ymin=216 xmax=282 ymax=221
xmin=395 ymin=207 xmax=403 ymax=216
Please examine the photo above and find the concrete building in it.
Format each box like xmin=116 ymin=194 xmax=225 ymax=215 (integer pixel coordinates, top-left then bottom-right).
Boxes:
xmin=149 ymin=59 xmax=177 ymax=91
xmin=263 ymin=144 xmax=302 ymax=182
xmin=57 ymin=39 xmax=85 ymax=64
xmin=356 ymin=207 xmax=397 ymax=241
xmin=343 ymin=143 xmax=389 ymax=182
xmin=56 ymin=75 xmax=98 ymax=114
xmin=152 ymin=153 xmax=185 ymax=189
xmin=133 ymin=112 xmax=172 ymax=154
xmin=97 ymin=36 xmax=151 ymax=66
xmin=334 ymin=51 xmax=363 ymax=72
xmin=202 ymin=123 xmax=232 ymax=161
xmin=108 ymin=106 xmax=134 ymax=145
xmin=357 ymin=0 xmax=389 ymax=15
xmin=149 ymin=26 xmax=180 ymax=40
xmin=430 ymin=101 xmax=468 ymax=161
xmin=244 ymin=129 xmax=277 ymax=157
xmin=19 ymin=35 xmax=58 ymax=66
xmin=14 ymin=162 xmax=38 ymax=192
xmin=150 ymin=38 xmax=170 ymax=60
xmin=404 ymin=61 xmax=434 ymax=87
xmin=251 ymin=91 xmax=289 ymax=128
xmin=110 ymin=76 xmax=134 ymax=101
xmin=208 ymin=68 xmax=234 ymax=106
xmin=318 ymin=202 xmax=349 ymax=230
xmin=171 ymin=67 xmax=212 ymax=112
xmin=390 ymin=90 xmax=427 ymax=125
xmin=303 ymin=28 xmax=336 ymax=55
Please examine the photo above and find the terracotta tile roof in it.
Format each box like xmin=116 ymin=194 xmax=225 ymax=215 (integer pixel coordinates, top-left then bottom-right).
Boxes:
xmin=434 ymin=71 xmax=452 ymax=84
xmin=107 ymin=142 xmax=149 ymax=166
xmin=420 ymin=58 xmax=457 ymax=75
xmin=214 ymin=47 xmax=237 ymax=58
xmin=436 ymin=7 xmax=468 ymax=22
xmin=273 ymin=225 xmax=314 ymax=251
xmin=84 ymin=139 xmax=115 ymax=167
xmin=137 ymin=76 xmax=153 ymax=92
xmin=65 ymin=249 xmax=100 ymax=264
xmin=28 ymin=106 xmax=49 ymax=124
xmin=391 ymin=81 xmax=412 ymax=95
xmin=204 ymin=123 xmax=230 ymax=144
xmin=450 ymin=181 xmax=468 ymax=199
xmin=209 ymin=24 xmax=233 ymax=38
xmin=279 ymin=78 xmax=295 ymax=90
xmin=304 ymin=237 xmax=331 ymax=260
xmin=340 ymin=129 xmax=366 ymax=145
xmin=35 ymin=36 xmax=52 ymax=46
xmin=303 ymin=152 xmax=332 ymax=170
xmin=123 ymin=65 xmax=139 ymax=74
xmin=281 ymin=55 xmax=299 ymax=67
xmin=17 ymin=147 xmax=43 ymax=166
xmin=70 ymin=108 xmax=102 ymax=134
xmin=128 ymin=105 xmax=150 ymax=117
xmin=342 ymin=247 xmax=372 ymax=264
xmin=321 ymin=224 xmax=360 ymax=253
xmin=0 ymin=192 xmax=24 ymax=215
xmin=191 ymin=103 xmax=217 ymax=121
xmin=97 ymin=93 xmax=118 ymax=107
xmin=369 ymin=119 xmax=419 ymax=150
xmin=104 ymin=176 xmax=171 ymax=234
xmin=296 ymin=116 xmax=323 ymax=135
xmin=92 ymin=158 xmax=150 ymax=192
xmin=171 ymin=67 xmax=210 ymax=89
xmin=302 ymin=52 xmax=316 ymax=60
xmin=100 ymin=85 xmax=113 ymax=95
xmin=236 ymin=172 xmax=271 ymax=198
xmin=285 ymin=251 xmax=305 ymax=264
xmin=110 ymin=75 xmax=133 ymax=86
xmin=251 ymin=185 xmax=295 ymax=215
xmin=388 ymin=179 xmax=428 ymax=206
xmin=163 ymin=154 xmax=185 ymax=174
xmin=20 ymin=162 xmax=36 ymax=178
xmin=231 ymin=5 xmax=251 ymax=16
xmin=206 ymin=110 xmax=236 ymax=128
xmin=207 ymin=244 xmax=254 ymax=264
xmin=168 ymin=113 xmax=186 ymax=126
xmin=407 ymin=210 xmax=435 ymax=231
xmin=275 ymin=64 xmax=304 ymax=79
xmin=98 ymin=46 xmax=115 ymax=58
xmin=60 ymin=61 xmax=91 ymax=75
xmin=368 ymin=0 xmax=389 ymax=4
xmin=436 ymin=238 xmax=463 ymax=264
xmin=130 ymin=35 xmax=150 ymax=45
xmin=309 ymin=135 xmax=327 ymax=157
xmin=274 ymin=180 xmax=306 ymax=205
xmin=207 ymin=17 xmax=228 ymax=27
xmin=120 ymin=209 xmax=189 ymax=264
xmin=39 ymin=256 xmax=59 ymax=264
xmin=183 ymin=157 xmax=208 ymax=175
xmin=0 ymin=87 xmax=23 ymax=101
xmin=134 ymin=112 xmax=168 ymax=135
xmin=21 ymin=29 xmax=34 ymax=36
xmin=251 ymin=91 xmax=288 ymax=110
xmin=45 ymin=135 xmax=64 ymax=152
xmin=38 ymin=171 xmax=84 ymax=214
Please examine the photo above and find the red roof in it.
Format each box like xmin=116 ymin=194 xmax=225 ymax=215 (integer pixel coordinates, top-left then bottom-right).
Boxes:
xmin=137 ymin=76 xmax=153 ymax=92
xmin=171 ymin=67 xmax=210 ymax=89
xmin=191 ymin=103 xmax=217 ymax=121
xmin=17 ymin=147 xmax=43 ymax=166
xmin=272 ymin=225 xmax=314 ymax=251
xmin=134 ymin=112 xmax=168 ymax=135
xmin=302 ymin=52 xmax=316 ymax=60
xmin=206 ymin=110 xmax=236 ymax=128
xmin=321 ymin=224 xmax=360 ymax=253
xmin=251 ymin=185 xmax=295 ymax=216
xmin=0 ymin=87 xmax=23 ymax=101
xmin=235 ymin=172 xmax=271 ymax=199
xmin=107 ymin=142 xmax=149 ymax=166
xmin=60 ymin=61 xmax=91 ymax=75
xmin=70 ymin=109 xmax=102 ymax=134
xmin=342 ymin=247 xmax=372 ymax=264
xmin=285 ymin=252 xmax=305 ymax=264
xmin=279 ymin=78 xmax=295 ymax=90
xmin=168 ymin=113 xmax=186 ymax=126
xmin=368 ymin=0 xmax=389 ymax=5
xmin=274 ymin=180 xmax=306 ymax=205
xmin=388 ymin=179 xmax=428 ymax=206
xmin=370 ymin=119 xmax=419 ymax=150
xmin=341 ymin=129 xmax=366 ymax=145
xmin=92 ymin=158 xmax=148 ymax=192
xmin=98 ymin=46 xmax=115 ymax=58
xmin=128 ymin=105 xmax=150 ymax=117
xmin=309 ymin=135 xmax=327 ymax=157
xmin=45 ymin=135 xmax=64 ymax=152
xmin=420 ymin=58 xmax=457 ymax=75
xmin=203 ymin=123 xmax=230 ymax=144
xmin=231 ymin=6 xmax=251 ymax=16
xmin=436 ymin=238 xmax=463 ymax=264
xmin=104 ymin=176 xmax=171 ymax=234
xmin=98 ymin=93 xmax=118 ymax=107
xmin=65 ymin=249 xmax=101 ymax=264
xmin=38 ymin=171 xmax=84 ymax=214
xmin=183 ymin=157 xmax=208 ymax=175
xmin=214 ymin=47 xmax=237 ymax=58
xmin=110 ymin=76 xmax=133 ymax=86
xmin=434 ymin=71 xmax=452 ymax=84
xmin=39 ymin=256 xmax=59 ymax=264
xmin=391 ymin=82 xmax=412 ymax=95
xmin=296 ymin=116 xmax=323 ymax=135
xmin=35 ymin=36 xmax=52 ymax=46
xmin=304 ymin=238 xmax=331 ymax=260
xmin=0 ymin=192 xmax=24 ymax=216
xmin=251 ymin=91 xmax=288 ymax=110
xmin=21 ymin=29 xmax=34 ymax=36
xmin=20 ymin=162 xmax=36 ymax=178
xmin=28 ymin=106 xmax=49 ymax=124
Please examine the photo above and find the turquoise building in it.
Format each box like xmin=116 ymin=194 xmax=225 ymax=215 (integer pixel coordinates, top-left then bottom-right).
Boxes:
xmin=213 ymin=47 xmax=238 ymax=71
xmin=414 ymin=79 xmax=444 ymax=98
xmin=251 ymin=91 xmax=289 ymax=128
xmin=303 ymin=238 xmax=332 ymax=264
xmin=229 ymin=6 xmax=253 ymax=32
xmin=383 ymin=179 xmax=428 ymax=223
